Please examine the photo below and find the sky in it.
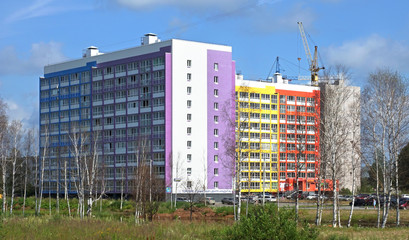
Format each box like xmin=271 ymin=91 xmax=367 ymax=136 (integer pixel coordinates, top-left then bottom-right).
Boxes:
xmin=1 ymin=0 xmax=409 ymax=128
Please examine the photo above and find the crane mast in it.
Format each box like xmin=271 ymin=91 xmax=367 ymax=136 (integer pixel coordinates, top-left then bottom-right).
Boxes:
xmin=297 ymin=22 xmax=324 ymax=86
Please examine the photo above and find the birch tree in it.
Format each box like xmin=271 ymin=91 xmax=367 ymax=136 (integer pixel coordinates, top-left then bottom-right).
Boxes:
xmin=221 ymin=86 xmax=249 ymax=221
xmin=22 ymin=128 xmax=36 ymax=216
xmin=347 ymin=92 xmax=361 ymax=227
xmin=0 ymin=98 xmax=8 ymax=215
xmin=362 ymin=68 xmax=409 ymax=228
xmin=133 ymin=138 xmax=162 ymax=222
xmin=319 ymin=68 xmax=353 ymax=228
xmin=69 ymin=125 xmax=89 ymax=218
xmin=86 ymin=130 xmax=104 ymax=217
xmin=38 ymin=123 xmax=49 ymax=215
xmin=9 ymin=120 xmax=23 ymax=215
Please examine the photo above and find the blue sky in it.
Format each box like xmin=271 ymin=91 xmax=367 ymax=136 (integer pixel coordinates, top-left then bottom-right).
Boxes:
xmin=1 ymin=0 xmax=409 ymax=128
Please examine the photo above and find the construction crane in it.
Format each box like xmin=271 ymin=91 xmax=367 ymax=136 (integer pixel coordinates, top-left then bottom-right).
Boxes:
xmin=297 ymin=22 xmax=324 ymax=86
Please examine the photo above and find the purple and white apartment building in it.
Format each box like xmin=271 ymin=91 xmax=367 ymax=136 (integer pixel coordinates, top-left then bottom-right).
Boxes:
xmin=39 ymin=34 xmax=235 ymax=198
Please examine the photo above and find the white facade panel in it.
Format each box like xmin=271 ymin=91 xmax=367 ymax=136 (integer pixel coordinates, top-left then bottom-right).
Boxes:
xmin=171 ymin=40 xmax=232 ymax=194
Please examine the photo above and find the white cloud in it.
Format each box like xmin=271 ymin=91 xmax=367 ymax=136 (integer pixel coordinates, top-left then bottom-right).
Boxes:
xmin=248 ymin=3 xmax=316 ymax=33
xmin=3 ymin=92 xmax=39 ymax=129
xmin=323 ymin=35 xmax=409 ymax=76
xmin=5 ymin=0 xmax=93 ymax=23
xmin=0 ymin=41 xmax=67 ymax=75
xmin=4 ymin=99 xmax=29 ymax=121
xmin=5 ymin=0 xmax=54 ymax=23
xmin=114 ymin=0 xmax=252 ymax=12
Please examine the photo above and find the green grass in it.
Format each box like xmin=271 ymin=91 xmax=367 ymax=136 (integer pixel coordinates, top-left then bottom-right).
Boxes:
xmin=0 ymin=216 xmax=223 ymax=240
xmin=3 ymin=197 xmax=409 ymax=239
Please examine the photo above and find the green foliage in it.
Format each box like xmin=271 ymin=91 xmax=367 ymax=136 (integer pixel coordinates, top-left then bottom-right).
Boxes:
xmin=326 ymin=234 xmax=349 ymax=240
xmin=339 ymin=188 xmax=352 ymax=195
xmin=358 ymin=177 xmax=373 ymax=194
xmin=399 ymin=142 xmax=409 ymax=190
xmin=157 ymin=201 xmax=176 ymax=214
xmin=215 ymin=204 xmax=318 ymax=240
xmin=106 ymin=199 xmax=134 ymax=211
xmin=215 ymin=206 xmax=234 ymax=216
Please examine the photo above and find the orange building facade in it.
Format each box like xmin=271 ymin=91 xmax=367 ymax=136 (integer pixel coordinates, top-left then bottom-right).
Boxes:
xmin=236 ymin=74 xmax=333 ymax=193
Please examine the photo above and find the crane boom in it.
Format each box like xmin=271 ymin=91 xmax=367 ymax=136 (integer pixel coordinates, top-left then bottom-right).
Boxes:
xmin=297 ymin=22 xmax=312 ymax=70
xmin=297 ymin=22 xmax=324 ymax=86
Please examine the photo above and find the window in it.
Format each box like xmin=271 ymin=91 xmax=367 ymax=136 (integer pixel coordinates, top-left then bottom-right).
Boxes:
xmin=214 ymin=155 xmax=218 ymax=163
xmin=214 ymin=102 xmax=218 ymax=110
xmin=214 ymin=129 xmax=218 ymax=136
xmin=187 ymin=87 xmax=191 ymax=95
xmin=214 ymin=181 xmax=219 ymax=189
xmin=214 ymin=142 xmax=218 ymax=149
xmin=187 ymin=168 xmax=192 ymax=175
xmin=214 ymin=115 xmax=219 ymax=123
xmin=187 ymin=73 xmax=191 ymax=81
xmin=279 ymin=95 xmax=286 ymax=103
xmin=105 ymin=67 xmax=113 ymax=75
xmin=128 ymin=62 xmax=138 ymax=71
xmin=187 ymin=127 xmax=192 ymax=135
xmin=141 ymin=100 xmax=150 ymax=108
xmin=280 ymin=172 xmax=286 ymax=180
xmin=214 ymin=76 xmax=218 ymax=84
xmin=187 ymin=60 xmax=192 ymax=68
xmin=214 ymin=63 xmax=219 ymax=71
xmin=128 ymin=101 xmax=138 ymax=109
xmin=214 ymin=168 xmax=219 ymax=176
xmin=187 ymin=154 xmax=192 ymax=162
xmin=280 ymin=105 xmax=286 ymax=113
xmin=187 ymin=141 xmax=192 ymax=148
xmin=187 ymin=181 xmax=192 ymax=188
xmin=187 ymin=100 xmax=192 ymax=108
xmin=214 ymin=89 xmax=218 ymax=97
xmin=187 ymin=114 xmax=192 ymax=121
xmin=153 ymin=98 xmax=165 ymax=107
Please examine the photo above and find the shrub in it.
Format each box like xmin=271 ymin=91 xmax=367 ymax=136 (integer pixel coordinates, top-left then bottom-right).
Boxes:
xmin=340 ymin=188 xmax=352 ymax=196
xmin=216 ymin=204 xmax=318 ymax=240
xmin=327 ymin=234 xmax=349 ymax=240
xmin=215 ymin=206 xmax=234 ymax=216
xmin=157 ymin=202 xmax=176 ymax=214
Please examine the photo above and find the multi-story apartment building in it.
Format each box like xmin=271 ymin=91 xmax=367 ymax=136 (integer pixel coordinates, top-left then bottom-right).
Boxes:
xmin=319 ymin=80 xmax=361 ymax=191
xmin=39 ymin=34 xmax=235 ymax=197
xmin=235 ymin=73 xmax=321 ymax=193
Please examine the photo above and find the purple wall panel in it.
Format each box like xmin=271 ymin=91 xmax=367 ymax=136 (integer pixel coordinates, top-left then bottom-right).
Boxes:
xmin=165 ymin=52 xmax=173 ymax=188
xmin=207 ymin=50 xmax=235 ymax=190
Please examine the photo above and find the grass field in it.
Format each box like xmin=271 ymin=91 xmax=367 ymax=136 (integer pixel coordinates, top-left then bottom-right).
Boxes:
xmin=1 ymin=197 xmax=409 ymax=239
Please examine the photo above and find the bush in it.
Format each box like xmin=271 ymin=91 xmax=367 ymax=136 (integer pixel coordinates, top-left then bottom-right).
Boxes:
xmin=327 ymin=234 xmax=349 ymax=240
xmin=215 ymin=206 xmax=234 ymax=216
xmin=157 ymin=202 xmax=176 ymax=214
xmin=340 ymin=188 xmax=352 ymax=196
xmin=215 ymin=204 xmax=318 ymax=240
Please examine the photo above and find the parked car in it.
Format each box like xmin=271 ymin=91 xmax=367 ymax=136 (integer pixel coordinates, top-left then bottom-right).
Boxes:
xmin=355 ymin=194 xmax=370 ymax=200
xmin=258 ymin=195 xmax=276 ymax=202
xmin=306 ymin=193 xmax=318 ymax=200
xmin=200 ymin=197 xmax=216 ymax=205
xmin=222 ymin=197 xmax=238 ymax=205
xmin=399 ymin=198 xmax=409 ymax=209
xmin=401 ymin=194 xmax=409 ymax=199
xmin=339 ymin=195 xmax=353 ymax=201
xmin=286 ymin=192 xmax=302 ymax=199
xmin=350 ymin=198 xmax=368 ymax=206
xmin=176 ymin=197 xmax=190 ymax=202
xmin=241 ymin=195 xmax=257 ymax=204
